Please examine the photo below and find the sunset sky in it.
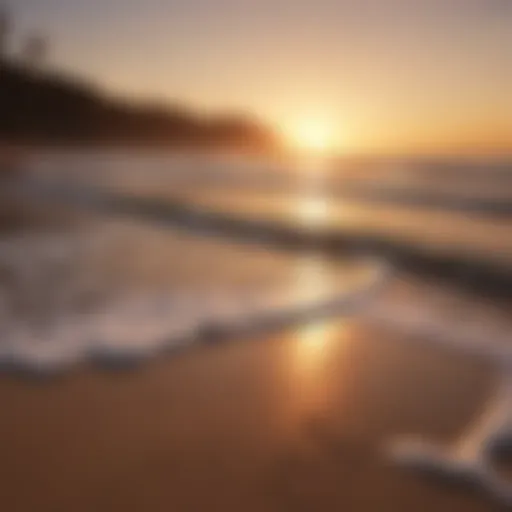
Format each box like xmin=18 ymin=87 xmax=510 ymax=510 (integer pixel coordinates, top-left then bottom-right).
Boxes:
xmin=11 ymin=0 xmax=512 ymax=154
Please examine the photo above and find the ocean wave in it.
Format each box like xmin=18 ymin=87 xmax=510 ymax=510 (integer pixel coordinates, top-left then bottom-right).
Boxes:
xmin=10 ymin=178 xmax=512 ymax=300
xmin=0 ymin=283 xmax=388 ymax=376
xmin=364 ymin=279 xmax=512 ymax=363
xmin=0 ymin=225 xmax=390 ymax=376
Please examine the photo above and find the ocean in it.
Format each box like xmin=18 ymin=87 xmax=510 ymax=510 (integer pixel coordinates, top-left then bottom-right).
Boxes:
xmin=1 ymin=150 xmax=510 ymax=373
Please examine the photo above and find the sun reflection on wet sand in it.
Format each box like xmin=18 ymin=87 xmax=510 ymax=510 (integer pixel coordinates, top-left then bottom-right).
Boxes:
xmin=295 ymin=320 xmax=340 ymax=372
xmin=287 ymin=254 xmax=349 ymax=417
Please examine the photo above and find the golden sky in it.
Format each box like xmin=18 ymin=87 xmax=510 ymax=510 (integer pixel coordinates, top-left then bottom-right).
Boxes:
xmin=14 ymin=0 xmax=512 ymax=155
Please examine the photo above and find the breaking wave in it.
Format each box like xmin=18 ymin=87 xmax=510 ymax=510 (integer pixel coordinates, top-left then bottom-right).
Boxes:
xmin=0 ymin=223 xmax=390 ymax=375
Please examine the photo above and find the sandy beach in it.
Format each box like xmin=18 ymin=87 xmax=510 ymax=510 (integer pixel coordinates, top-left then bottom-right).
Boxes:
xmin=0 ymin=319 xmax=502 ymax=511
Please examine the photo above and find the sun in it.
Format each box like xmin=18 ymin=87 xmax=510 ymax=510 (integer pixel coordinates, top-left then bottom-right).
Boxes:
xmin=285 ymin=118 xmax=338 ymax=153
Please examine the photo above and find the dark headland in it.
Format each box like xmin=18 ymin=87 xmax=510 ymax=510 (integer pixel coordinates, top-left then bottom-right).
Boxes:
xmin=0 ymin=58 xmax=277 ymax=153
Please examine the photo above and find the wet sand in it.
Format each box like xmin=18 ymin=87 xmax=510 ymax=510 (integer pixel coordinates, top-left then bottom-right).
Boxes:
xmin=0 ymin=320 xmax=503 ymax=511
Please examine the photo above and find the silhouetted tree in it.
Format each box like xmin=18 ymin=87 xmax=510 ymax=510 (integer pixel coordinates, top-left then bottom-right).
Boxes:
xmin=0 ymin=7 xmax=11 ymax=58
xmin=0 ymin=60 xmax=276 ymax=150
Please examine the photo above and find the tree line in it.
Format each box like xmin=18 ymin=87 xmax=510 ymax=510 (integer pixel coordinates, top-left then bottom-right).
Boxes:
xmin=0 ymin=6 xmax=276 ymax=151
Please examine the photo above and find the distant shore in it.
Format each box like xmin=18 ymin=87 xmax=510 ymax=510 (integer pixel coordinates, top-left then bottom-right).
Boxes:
xmin=0 ymin=60 xmax=279 ymax=154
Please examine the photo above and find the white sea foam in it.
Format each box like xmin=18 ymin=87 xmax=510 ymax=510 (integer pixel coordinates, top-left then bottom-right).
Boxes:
xmin=0 ymin=222 xmax=389 ymax=374
xmin=364 ymin=279 xmax=512 ymax=504
xmin=0 ymin=285 xmax=383 ymax=374
xmin=364 ymin=280 xmax=512 ymax=362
